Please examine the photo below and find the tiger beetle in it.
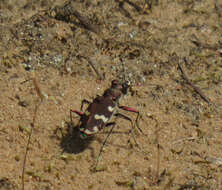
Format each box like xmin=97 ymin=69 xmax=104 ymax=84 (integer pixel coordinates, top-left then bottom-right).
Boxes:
xmin=70 ymin=79 xmax=144 ymax=170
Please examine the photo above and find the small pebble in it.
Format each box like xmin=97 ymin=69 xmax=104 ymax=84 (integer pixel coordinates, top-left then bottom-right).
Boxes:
xmin=18 ymin=100 xmax=29 ymax=107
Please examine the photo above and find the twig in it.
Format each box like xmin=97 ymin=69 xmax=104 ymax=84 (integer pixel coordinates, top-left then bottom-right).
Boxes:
xmin=178 ymin=59 xmax=211 ymax=105
xmin=171 ymin=137 xmax=197 ymax=145
xmin=53 ymin=2 xmax=100 ymax=34
xmin=77 ymin=55 xmax=104 ymax=80
xmin=22 ymin=76 xmax=44 ymax=190
xmin=72 ymin=9 xmax=100 ymax=34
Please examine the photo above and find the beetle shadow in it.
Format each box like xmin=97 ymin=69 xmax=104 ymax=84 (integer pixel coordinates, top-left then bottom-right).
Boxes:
xmin=59 ymin=121 xmax=141 ymax=156
xmin=60 ymin=121 xmax=95 ymax=155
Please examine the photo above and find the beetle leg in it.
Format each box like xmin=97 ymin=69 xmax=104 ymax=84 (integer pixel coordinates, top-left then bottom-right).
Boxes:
xmin=70 ymin=109 xmax=84 ymax=124
xmin=104 ymin=122 xmax=116 ymax=128
xmin=94 ymin=122 xmax=116 ymax=171
xmin=80 ymin=99 xmax=91 ymax=111
xmin=70 ymin=99 xmax=91 ymax=124
xmin=118 ymin=106 xmax=144 ymax=134
xmin=114 ymin=113 xmax=141 ymax=148
xmin=119 ymin=105 xmax=137 ymax=113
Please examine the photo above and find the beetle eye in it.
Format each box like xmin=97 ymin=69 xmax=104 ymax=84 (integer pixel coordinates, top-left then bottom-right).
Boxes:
xmin=122 ymin=81 xmax=130 ymax=94
xmin=123 ymin=81 xmax=130 ymax=87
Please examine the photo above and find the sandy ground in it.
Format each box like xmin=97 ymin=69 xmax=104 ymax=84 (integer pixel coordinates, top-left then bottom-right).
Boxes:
xmin=0 ymin=0 xmax=222 ymax=190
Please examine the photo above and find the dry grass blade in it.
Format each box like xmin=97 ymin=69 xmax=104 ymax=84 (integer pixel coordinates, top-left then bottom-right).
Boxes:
xmin=178 ymin=59 xmax=211 ymax=105
xmin=33 ymin=77 xmax=44 ymax=101
xmin=146 ymin=115 xmax=162 ymax=184
xmin=153 ymin=117 xmax=161 ymax=184
xmin=22 ymin=76 xmax=44 ymax=190
xmin=77 ymin=55 xmax=104 ymax=80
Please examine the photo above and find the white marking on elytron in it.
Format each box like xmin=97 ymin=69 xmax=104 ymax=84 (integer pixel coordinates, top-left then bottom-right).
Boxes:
xmin=93 ymin=126 xmax=99 ymax=132
xmin=85 ymin=110 xmax=90 ymax=115
xmin=79 ymin=127 xmax=85 ymax=132
xmin=84 ymin=129 xmax=95 ymax=135
xmin=108 ymin=106 xmax=115 ymax=112
xmin=94 ymin=114 xmax=109 ymax=122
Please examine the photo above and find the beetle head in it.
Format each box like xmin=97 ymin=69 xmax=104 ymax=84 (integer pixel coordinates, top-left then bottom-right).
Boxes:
xmin=104 ymin=80 xmax=130 ymax=101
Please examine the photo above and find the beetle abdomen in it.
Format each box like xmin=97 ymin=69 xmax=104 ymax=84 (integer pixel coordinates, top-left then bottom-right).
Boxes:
xmin=79 ymin=96 xmax=116 ymax=136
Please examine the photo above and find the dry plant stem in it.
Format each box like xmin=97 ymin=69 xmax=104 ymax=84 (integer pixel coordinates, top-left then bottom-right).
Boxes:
xmin=149 ymin=115 xmax=160 ymax=184
xmin=178 ymin=61 xmax=211 ymax=105
xmin=71 ymin=9 xmax=100 ymax=34
xmin=78 ymin=55 xmax=104 ymax=80
xmin=87 ymin=59 xmax=104 ymax=80
xmin=171 ymin=137 xmax=197 ymax=144
xmin=94 ymin=123 xmax=116 ymax=171
xmin=155 ymin=128 xmax=161 ymax=183
xmin=156 ymin=143 xmax=160 ymax=182
xmin=22 ymin=101 xmax=42 ymax=190
xmin=53 ymin=2 xmax=100 ymax=34
xmin=33 ymin=78 xmax=44 ymax=101
xmin=22 ymin=78 xmax=43 ymax=190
